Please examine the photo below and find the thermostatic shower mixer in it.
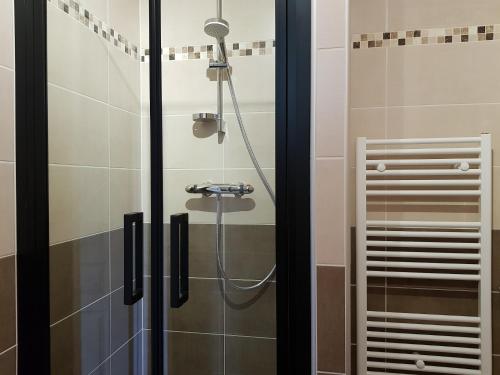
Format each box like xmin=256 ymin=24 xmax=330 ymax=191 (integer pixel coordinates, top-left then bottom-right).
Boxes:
xmin=185 ymin=182 xmax=254 ymax=198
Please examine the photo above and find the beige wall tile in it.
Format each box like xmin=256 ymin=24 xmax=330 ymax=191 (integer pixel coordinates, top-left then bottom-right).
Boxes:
xmin=495 ymin=167 xmax=500 ymax=230
xmin=47 ymin=5 xmax=108 ymax=102
xmin=388 ymin=43 xmax=500 ymax=106
xmin=315 ymin=158 xmax=345 ymax=265
xmin=0 ymin=163 xmax=15 ymax=257
xmin=0 ymin=0 xmax=14 ymax=69
xmin=109 ymin=0 xmax=140 ymax=46
xmin=350 ymin=48 xmax=386 ymax=108
xmin=162 ymin=0 xmax=275 ymax=48
xmin=78 ymin=0 xmax=109 ymax=22
xmin=49 ymin=165 xmax=110 ymax=244
xmin=163 ymin=55 xmax=275 ymax=116
xmin=110 ymin=169 xmax=142 ymax=229
xmin=109 ymin=47 xmax=141 ymax=115
xmin=224 ymin=112 xmax=275 ymax=169
xmin=48 ymin=84 xmax=109 ymax=167
xmin=387 ymin=104 xmax=500 ymax=165
xmin=350 ymin=0 xmax=386 ymax=34
xmin=317 ymin=0 xmax=346 ymax=48
xmin=316 ymin=49 xmax=346 ymax=158
xmin=223 ymin=169 xmax=276 ymax=225
xmin=164 ymin=115 xmax=222 ymax=170
xmin=110 ymin=108 xmax=141 ymax=169
xmin=388 ymin=0 xmax=500 ymax=31
xmin=0 ymin=67 xmax=14 ymax=162
xmin=348 ymin=108 xmax=385 ymax=168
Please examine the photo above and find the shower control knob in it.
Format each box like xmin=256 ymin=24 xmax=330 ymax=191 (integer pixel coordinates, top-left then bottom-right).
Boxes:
xmin=415 ymin=359 xmax=425 ymax=369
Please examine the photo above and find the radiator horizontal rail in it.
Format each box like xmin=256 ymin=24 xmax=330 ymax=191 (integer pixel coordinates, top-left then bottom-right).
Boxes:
xmin=366 ymin=351 xmax=481 ymax=366
xmin=366 ymin=147 xmax=481 ymax=156
xmin=366 ymin=169 xmax=481 ymax=176
xmin=366 ymin=179 xmax=481 ymax=187
xmin=366 ymin=271 xmax=480 ymax=280
xmin=366 ymin=341 xmax=481 ymax=355
xmin=366 ymin=220 xmax=481 ymax=228
xmin=367 ymin=311 xmax=480 ymax=323
xmin=366 ymin=190 xmax=481 ymax=196
xmin=366 ymin=230 xmax=481 ymax=239
xmin=366 ymin=158 xmax=481 ymax=166
xmin=367 ymin=261 xmax=480 ymax=271
xmin=367 ymin=361 xmax=480 ymax=375
xmin=366 ymin=137 xmax=481 ymax=145
xmin=366 ymin=240 xmax=481 ymax=249
xmin=367 ymin=331 xmax=481 ymax=344
xmin=367 ymin=251 xmax=480 ymax=260
xmin=367 ymin=321 xmax=481 ymax=334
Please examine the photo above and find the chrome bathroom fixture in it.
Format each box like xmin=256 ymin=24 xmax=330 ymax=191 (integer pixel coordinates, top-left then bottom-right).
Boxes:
xmin=185 ymin=182 xmax=254 ymax=197
xmin=191 ymin=0 xmax=230 ymax=138
xmin=187 ymin=0 xmax=277 ymax=291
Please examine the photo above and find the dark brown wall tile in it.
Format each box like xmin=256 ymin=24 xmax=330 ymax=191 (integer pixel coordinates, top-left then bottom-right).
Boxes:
xmin=110 ymin=332 xmax=142 ymax=375
xmin=0 ymin=256 xmax=16 ymax=353
xmin=494 ymin=293 xmax=500 ymax=355
xmin=51 ymin=296 xmax=110 ymax=375
xmin=143 ymin=277 xmax=224 ymax=333
xmin=386 ymin=287 xmax=478 ymax=316
xmin=225 ymin=336 xmax=276 ymax=375
xmin=92 ymin=360 xmax=111 ymax=375
xmin=225 ymin=281 xmax=276 ymax=338
xmin=0 ymin=346 xmax=16 ymax=375
xmin=494 ymin=355 xmax=500 ymax=375
xmin=494 ymin=231 xmax=500 ymax=292
xmin=224 ymin=225 xmax=275 ymax=280
xmin=111 ymin=288 xmax=142 ymax=352
xmin=50 ymin=232 xmax=110 ymax=323
xmin=144 ymin=224 xmax=219 ymax=278
xmin=317 ymin=266 xmax=346 ymax=373
xmin=167 ymin=332 xmax=223 ymax=375
xmin=350 ymin=286 xmax=385 ymax=344
xmin=110 ymin=229 xmax=124 ymax=291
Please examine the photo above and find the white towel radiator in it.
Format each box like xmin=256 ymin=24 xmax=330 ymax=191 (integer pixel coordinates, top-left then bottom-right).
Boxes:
xmin=356 ymin=135 xmax=492 ymax=375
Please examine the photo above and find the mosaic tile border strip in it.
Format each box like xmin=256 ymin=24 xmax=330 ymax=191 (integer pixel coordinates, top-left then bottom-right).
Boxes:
xmin=48 ymin=0 xmax=140 ymax=60
xmin=141 ymin=40 xmax=276 ymax=62
xmin=352 ymin=24 xmax=500 ymax=50
xmin=48 ymin=0 xmax=276 ymax=62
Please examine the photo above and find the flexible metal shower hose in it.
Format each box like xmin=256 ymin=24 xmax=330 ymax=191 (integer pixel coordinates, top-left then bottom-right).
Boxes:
xmin=214 ymin=45 xmax=277 ymax=290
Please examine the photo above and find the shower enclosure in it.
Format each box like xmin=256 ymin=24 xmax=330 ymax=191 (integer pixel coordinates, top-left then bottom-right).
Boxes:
xmin=14 ymin=0 xmax=311 ymax=374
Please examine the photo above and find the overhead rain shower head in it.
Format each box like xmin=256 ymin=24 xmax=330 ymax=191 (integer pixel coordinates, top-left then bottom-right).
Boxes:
xmin=204 ymin=18 xmax=229 ymax=40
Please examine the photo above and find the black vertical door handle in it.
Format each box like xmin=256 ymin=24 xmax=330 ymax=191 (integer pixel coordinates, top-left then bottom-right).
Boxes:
xmin=124 ymin=212 xmax=144 ymax=305
xmin=170 ymin=213 xmax=189 ymax=308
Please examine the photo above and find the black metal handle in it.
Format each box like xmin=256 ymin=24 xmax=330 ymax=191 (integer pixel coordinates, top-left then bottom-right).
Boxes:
xmin=124 ymin=212 xmax=144 ymax=305
xmin=170 ymin=213 xmax=189 ymax=308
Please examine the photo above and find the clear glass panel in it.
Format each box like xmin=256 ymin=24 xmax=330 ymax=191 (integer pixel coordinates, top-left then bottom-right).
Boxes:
xmin=47 ymin=0 xmax=144 ymax=372
xmin=349 ymin=2 xmax=498 ymax=373
xmin=157 ymin=0 xmax=277 ymax=373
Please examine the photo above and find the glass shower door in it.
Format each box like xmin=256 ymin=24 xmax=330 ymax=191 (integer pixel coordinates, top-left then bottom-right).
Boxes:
xmin=145 ymin=0 xmax=278 ymax=373
xmin=47 ymin=0 xmax=144 ymax=373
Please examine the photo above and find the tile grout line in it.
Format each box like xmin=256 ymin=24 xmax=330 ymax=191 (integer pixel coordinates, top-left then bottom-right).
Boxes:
xmin=0 ymin=344 xmax=16 ymax=358
xmin=88 ymin=329 xmax=143 ymax=375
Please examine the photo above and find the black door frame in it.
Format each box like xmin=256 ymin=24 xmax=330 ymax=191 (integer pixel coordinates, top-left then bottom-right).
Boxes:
xmin=15 ymin=0 xmax=311 ymax=373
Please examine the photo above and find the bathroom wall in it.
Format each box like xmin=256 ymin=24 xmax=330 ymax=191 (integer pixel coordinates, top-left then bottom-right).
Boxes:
xmin=139 ymin=0 xmax=277 ymax=374
xmin=0 ymin=0 xmax=17 ymax=373
xmin=312 ymin=0 xmax=350 ymax=373
xmin=349 ymin=0 xmax=500 ymax=373
xmin=47 ymin=0 xmax=143 ymax=373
